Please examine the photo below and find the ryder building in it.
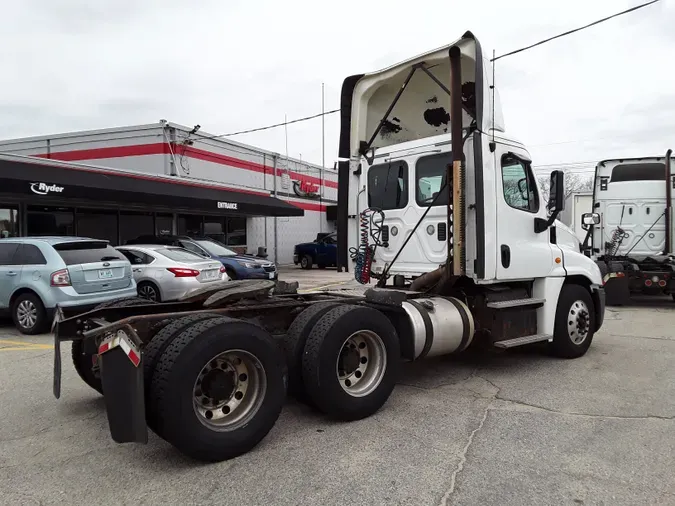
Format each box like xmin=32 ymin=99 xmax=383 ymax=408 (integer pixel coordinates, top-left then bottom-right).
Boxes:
xmin=0 ymin=121 xmax=337 ymax=264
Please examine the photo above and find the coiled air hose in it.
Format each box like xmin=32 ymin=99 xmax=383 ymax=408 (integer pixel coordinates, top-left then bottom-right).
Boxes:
xmin=349 ymin=208 xmax=385 ymax=284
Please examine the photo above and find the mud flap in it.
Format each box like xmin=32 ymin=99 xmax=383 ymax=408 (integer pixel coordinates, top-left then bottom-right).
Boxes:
xmin=603 ymin=275 xmax=630 ymax=306
xmin=99 ymin=332 xmax=149 ymax=444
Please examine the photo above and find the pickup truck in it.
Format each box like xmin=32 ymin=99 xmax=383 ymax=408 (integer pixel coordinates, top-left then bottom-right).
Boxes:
xmin=293 ymin=232 xmax=337 ymax=269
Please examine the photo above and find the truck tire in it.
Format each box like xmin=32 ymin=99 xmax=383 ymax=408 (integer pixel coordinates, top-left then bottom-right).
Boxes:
xmin=301 ymin=305 xmax=400 ymax=421
xmin=71 ymin=340 xmax=103 ymax=394
xmin=300 ymin=255 xmax=313 ymax=270
xmin=143 ymin=312 xmax=222 ymax=431
xmin=149 ymin=316 xmax=286 ymax=462
xmin=549 ymin=284 xmax=596 ymax=359
xmin=282 ymin=302 xmax=344 ymax=401
xmin=70 ymin=297 xmax=156 ymax=393
xmin=95 ymin=296 xmax=150 ymax=310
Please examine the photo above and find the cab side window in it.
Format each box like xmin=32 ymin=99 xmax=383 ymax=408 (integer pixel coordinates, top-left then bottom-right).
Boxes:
xmin=501 ymin=155 xmax=539 ymax=213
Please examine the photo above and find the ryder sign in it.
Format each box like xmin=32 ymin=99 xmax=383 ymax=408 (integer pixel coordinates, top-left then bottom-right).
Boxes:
xmin=30 ymin=182 xmax=65 ymax=195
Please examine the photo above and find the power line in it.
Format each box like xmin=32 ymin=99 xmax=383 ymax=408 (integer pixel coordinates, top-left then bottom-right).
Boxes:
xmin=196 ymin=109 xmax=340 ymax=142
xmin=492 ymin=0 xmax=661 ymax=61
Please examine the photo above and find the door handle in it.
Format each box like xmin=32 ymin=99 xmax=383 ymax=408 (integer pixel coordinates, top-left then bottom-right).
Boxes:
xmin=133 ymin=268 xmax=142 ymax=273
xmin=501 ymin=245 xmax=511 ymax=268
xmin=6 ymin=271 xmax=17 ymax=276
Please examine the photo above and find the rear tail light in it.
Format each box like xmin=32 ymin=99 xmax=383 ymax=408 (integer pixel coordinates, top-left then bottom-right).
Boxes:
xmin=51 ymin=269 xmax=71 ymax=287
xmin=167 ymin=267 xmax=200 ymax=277
xmin=659 ymin=280 xmax=667 ymax=287
xmin=219 ymin=266 xmax=226 ymax=273
xmin=645 ymin=279 xmax=653 ymax=287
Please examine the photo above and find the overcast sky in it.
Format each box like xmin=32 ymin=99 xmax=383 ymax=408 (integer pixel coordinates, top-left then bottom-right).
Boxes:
xmin=2 ymin=0 xmax=673 ymax=179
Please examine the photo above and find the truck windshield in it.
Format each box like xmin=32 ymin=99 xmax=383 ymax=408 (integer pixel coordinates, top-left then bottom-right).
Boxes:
xmin=610 ymin=163 xmax=665 ymax=182
xmin=368 ymin=161 xmax=408 ymax=210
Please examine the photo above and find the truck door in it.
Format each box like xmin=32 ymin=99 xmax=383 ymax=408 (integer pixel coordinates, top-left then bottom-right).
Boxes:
xmin=317 ymin=234 xmax=337 ymax=266
xmin=496 ymin=151 xmax=556 ymax=280
xmin=366 ymin=153 xmax=451 ymax=274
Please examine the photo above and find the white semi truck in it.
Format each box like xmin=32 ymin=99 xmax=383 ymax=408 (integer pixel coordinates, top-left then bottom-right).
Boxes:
xmin=580 ymin=151 xmax=674 ymax=304
xmin=53 ymin=31 xmax=605 ymax=462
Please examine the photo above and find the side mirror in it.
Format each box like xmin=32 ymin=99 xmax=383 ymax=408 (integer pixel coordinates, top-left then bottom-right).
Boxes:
xmin=547 ymin=170 xmax=565 ymax=215
xmin=535 ymin=170 xmax=566 ymax=234
xmin=581 ymin=212 xmax=600 ymax=230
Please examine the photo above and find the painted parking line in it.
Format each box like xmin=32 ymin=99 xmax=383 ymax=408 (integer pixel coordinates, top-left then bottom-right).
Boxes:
xmin=0 ymin=339 xmax=53 ymax=351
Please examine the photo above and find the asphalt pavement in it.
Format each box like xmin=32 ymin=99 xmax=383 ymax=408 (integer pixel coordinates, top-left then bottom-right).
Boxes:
xmin=0 ymin=270 xmax=673 ymax=506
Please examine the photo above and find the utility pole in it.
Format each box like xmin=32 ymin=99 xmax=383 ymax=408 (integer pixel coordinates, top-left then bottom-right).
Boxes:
xmin=320 ymin=82 xmax=325 ymax=233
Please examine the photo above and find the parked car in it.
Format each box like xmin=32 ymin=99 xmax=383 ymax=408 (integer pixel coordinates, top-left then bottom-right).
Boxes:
xmin=115 ymin=244 xmax=229 ymax=302
xmin=125 ymin=235 xmax=278 ymax=280
xmin=0 ymin=237 xmax=137 ymax=334
xmin=293 ymin=232 xmax=337 ymax=269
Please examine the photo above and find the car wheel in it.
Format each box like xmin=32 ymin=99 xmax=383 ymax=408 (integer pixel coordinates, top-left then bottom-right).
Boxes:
xmin=300 ymin=255 xmax=312 ymax=270
xmin=138 ymin=281 xmax=161 ymax=302
xmin=225 ymin=268 xmax=237 ymax=280
xmin=12 ymin=292 xmax=48 ymax=335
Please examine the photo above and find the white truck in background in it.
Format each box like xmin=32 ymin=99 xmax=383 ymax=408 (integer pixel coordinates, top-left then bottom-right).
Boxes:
xmin=581 ymin=151 xmax=675 ymax=304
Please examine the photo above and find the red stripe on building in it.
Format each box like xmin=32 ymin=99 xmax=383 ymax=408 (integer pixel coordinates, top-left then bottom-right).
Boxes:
xmin=22 ymin=156 xmax=328 ymax=212
xmin=37 ymin=143 xmax=167 ymax=161
xmin=38 ymin=142 xmax=339 ymax=189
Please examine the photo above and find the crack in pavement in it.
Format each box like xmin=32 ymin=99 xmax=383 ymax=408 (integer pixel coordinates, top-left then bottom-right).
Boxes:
xmin=438 ymin=371 xmax=501 ymax=506
xmin=492 ymin=396 xmax=675 ymax=421
xmin=436 ymin=369 xmax=674 ymax=506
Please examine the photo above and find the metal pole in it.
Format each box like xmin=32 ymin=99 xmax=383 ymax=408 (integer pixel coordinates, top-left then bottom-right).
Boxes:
xmin=263 ymin=153 xmax=268 ymax=250
xmin=321 ymin=82 xmax=325 ymax=233
xmin=665 ymin=148 xmax=673 ymax=255
xmin=273 ymin=154 xmax=278 ymax=265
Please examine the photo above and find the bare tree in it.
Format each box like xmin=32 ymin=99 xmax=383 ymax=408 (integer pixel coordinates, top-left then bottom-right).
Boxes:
xmin=538 ymin=172 xmax=593 ymax=204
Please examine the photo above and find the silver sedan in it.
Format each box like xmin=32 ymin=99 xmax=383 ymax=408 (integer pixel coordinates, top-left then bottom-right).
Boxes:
xmin=115 ymin=244 xmax=230 ymax=302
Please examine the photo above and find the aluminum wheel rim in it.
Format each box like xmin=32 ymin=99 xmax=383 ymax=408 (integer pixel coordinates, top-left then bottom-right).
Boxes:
xmin=17 ymin=300 xmax=37 ymax=329
xmin=567 ymin=300 xmax=591 ymax=345
xmin=193 ymin=350 xmax=266 ymax=431
xmin=139 ymin=285 xmax=158 ymax=301
xmin=336 ymin=330 xmax=387 ymax=397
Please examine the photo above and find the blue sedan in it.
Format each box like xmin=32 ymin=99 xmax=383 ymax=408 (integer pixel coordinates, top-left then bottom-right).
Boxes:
xmin=126 ymin=235 xmax=278 ymax=280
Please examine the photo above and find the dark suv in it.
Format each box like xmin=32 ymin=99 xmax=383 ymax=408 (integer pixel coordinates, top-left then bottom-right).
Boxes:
xmin=125 ymin=235 xmax=277 ymax=280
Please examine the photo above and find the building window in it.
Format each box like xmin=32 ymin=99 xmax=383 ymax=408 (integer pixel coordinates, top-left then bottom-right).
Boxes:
xmin=156 ymin=214 xmax=173 ymax=236
xmin=0 ymin=207 xmax=19 ymax=238
xmin=120 ymin=211 xmax=154 ymax=245
xmin=225 ymin=217 xmax=246 ymax=246
xmin=76 ymin=209 xmax=119 ymax=245
xmin=27 ymin=206 xmax=74 ymax=236
xmin=181 ymin=214 xmax=247 ymax=246
xmin=178 ymin=214 xmax=203 ymax=237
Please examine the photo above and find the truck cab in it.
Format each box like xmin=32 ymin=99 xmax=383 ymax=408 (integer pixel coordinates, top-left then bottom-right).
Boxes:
xmin=582 ymin=153 xmax=675 ymax=303
xmin=336 ymin=31 xmax=605 ymax=351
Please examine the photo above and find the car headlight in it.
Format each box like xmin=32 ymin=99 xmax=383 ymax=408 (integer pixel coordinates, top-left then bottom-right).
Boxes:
xmin=237 ymin=260 xmax=257 ymax=268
